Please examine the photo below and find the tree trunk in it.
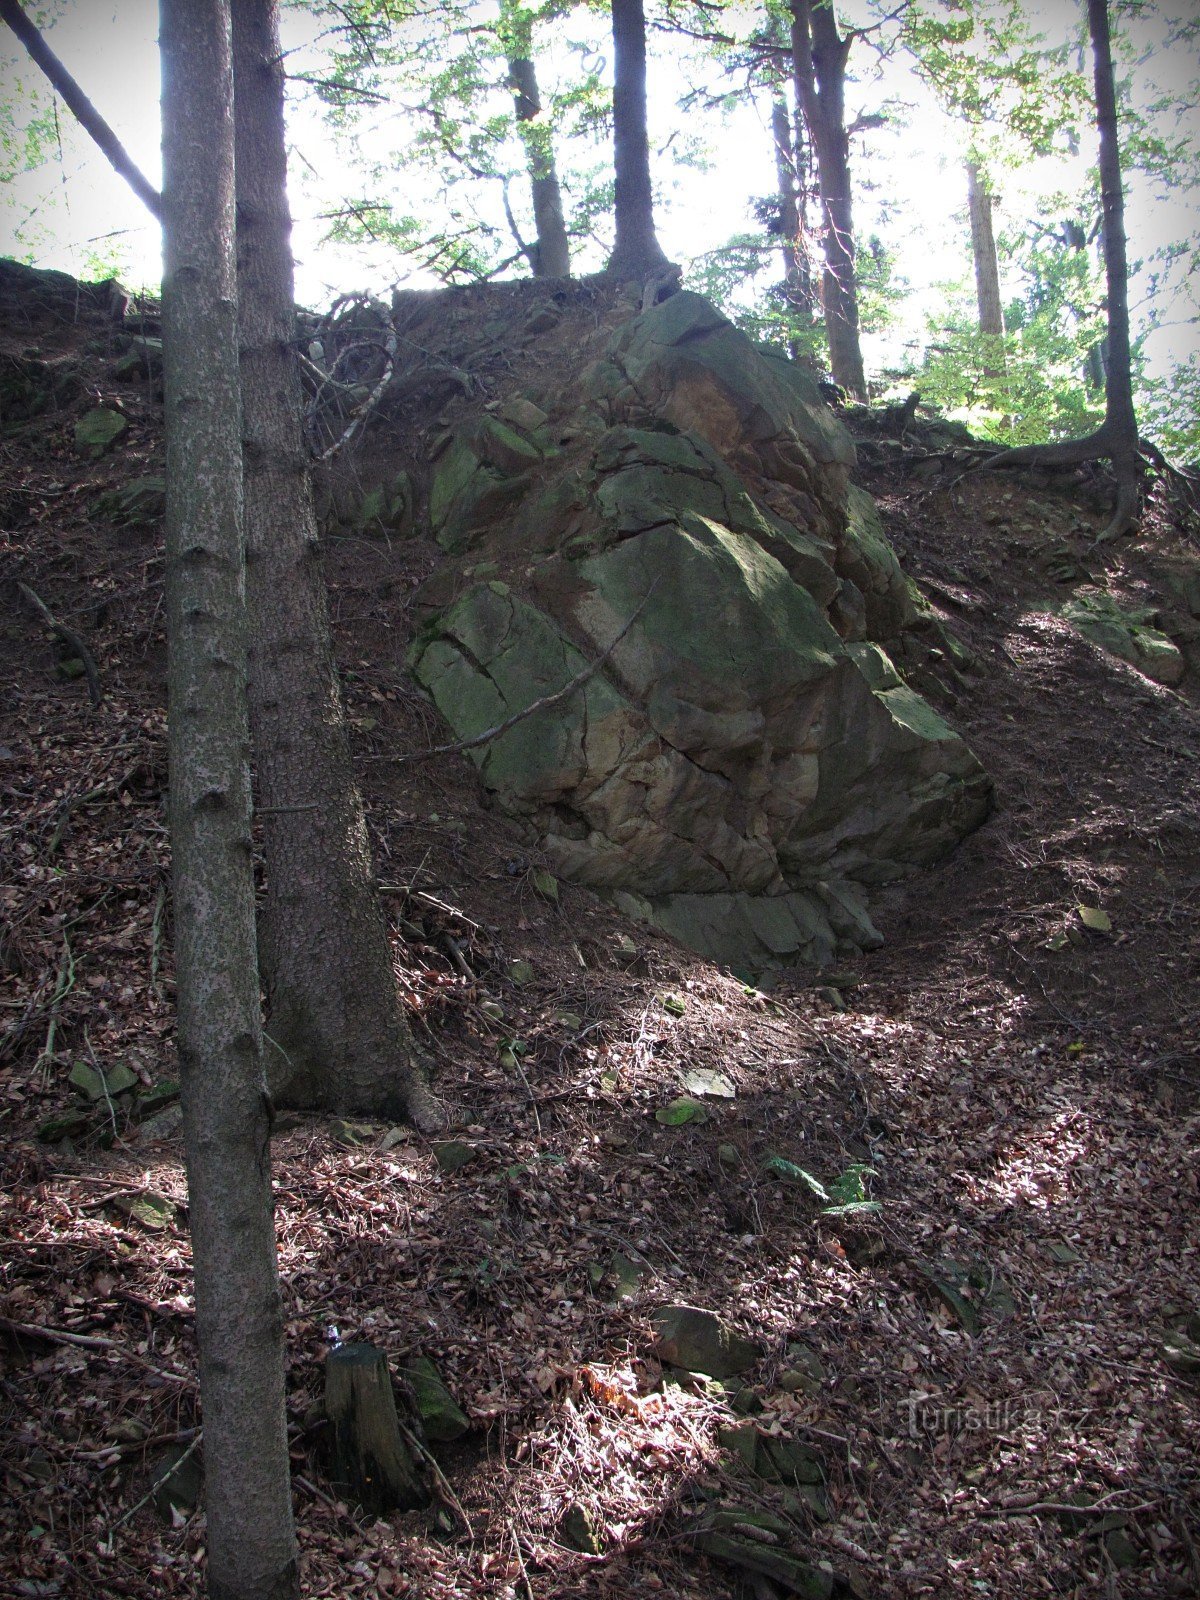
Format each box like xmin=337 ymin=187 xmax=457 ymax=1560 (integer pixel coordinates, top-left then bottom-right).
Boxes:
xmin=1088 ymin=0 xmax=1137 ymax=457
xmin=770 ymin=89 xmax=814 ymax=344
xmin=231 ymin=0 xmax=443 ymax=1129
xmin=159 ymin=3 xmax=297 ymax=1598
xmin=966 ymin=159 xmax=1004 ymax=339
xmin=986 ymin=0 xmax=1140 ymax=540
xmin=502 ymin=1 xmax=570 ymax=278
xmin=607 ymin=0 xmax=671 ymax=279
xmin=790 ymin=0 xmax=867 ymax=399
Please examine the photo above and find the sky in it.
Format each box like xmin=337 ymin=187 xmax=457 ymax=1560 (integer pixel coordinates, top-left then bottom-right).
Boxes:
xmin=1 ymin=0 xmax=1197 ymax=394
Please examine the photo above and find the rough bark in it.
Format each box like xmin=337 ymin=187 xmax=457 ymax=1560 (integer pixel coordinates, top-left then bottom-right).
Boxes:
xmin=607 ymin=0 xmax=671 ymax=279
xmin=502 ymin=1 xmax=570 ymax=278
xmin=790 ymin=0 xmax=867 ymax=399
xmin=987 ymin=0 xmax=1140 ymax=541
xmin=0 ymin=0 xmax=163 ymax=218
xmin=966 ymin=159 xmax=1004 ymax=340
xmin=159 ymin=3 xmax=297 ymax=1598
xmin=231 ymin=0 xmax=443 ymax=1129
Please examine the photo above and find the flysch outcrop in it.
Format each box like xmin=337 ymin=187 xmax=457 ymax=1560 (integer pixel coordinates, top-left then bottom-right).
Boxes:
xmin=408 ymin=291 xmax=992 ymax=976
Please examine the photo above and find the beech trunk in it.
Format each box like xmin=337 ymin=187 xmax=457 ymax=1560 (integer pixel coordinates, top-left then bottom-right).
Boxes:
xmin=502 ymin=0 xmax=570 ymax=279
xmin=966 ymin=159 xmax=1005 ymax=340
xmin=607 ymin=0 xmax=670 ymax=279
xmin=159 ymin=2 xmax=297 ymax=1596
xmin=790 ymin=0 xmax=867 ymax=399
xmin=231 ymin=0 xmax=441 ymax=1129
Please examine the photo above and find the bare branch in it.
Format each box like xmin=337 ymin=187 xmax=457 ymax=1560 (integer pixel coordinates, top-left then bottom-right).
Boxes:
xmin=0 ymin=0 xmax=162 ymax=220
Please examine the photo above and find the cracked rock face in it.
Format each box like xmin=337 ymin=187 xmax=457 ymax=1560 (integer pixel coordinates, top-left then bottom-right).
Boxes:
xmin=410 ymin=292 xmax=992 ymax=975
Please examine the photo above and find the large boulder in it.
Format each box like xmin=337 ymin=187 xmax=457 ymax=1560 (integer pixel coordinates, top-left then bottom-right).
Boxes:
xmin=409 ymin=292 xmax=991 ymax=975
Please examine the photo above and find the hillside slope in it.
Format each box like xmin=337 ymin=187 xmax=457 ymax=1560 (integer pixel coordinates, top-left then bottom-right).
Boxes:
xmin=1 ymin=265 xmax=1199 ymax=1600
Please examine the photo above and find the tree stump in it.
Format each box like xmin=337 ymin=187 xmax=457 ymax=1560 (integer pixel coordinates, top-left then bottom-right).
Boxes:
xmin=324 ymin=1343 xmax=428 ymax=1515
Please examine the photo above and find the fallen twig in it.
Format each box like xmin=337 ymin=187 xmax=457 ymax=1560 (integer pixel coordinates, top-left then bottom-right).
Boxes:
xmin=110 ymin=1428 xmax=203 ymax=1531
xmin=17 ymin=581 xmax=103 ymax=706
xmin=0 ymin=1315 xmax=192 ymax=1387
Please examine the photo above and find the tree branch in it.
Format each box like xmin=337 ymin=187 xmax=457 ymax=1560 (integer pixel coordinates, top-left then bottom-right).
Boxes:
xmin=0 ymin=0 xmax=162 ymax=220
xmin=17 ymin=581 xmax=103 ymax=707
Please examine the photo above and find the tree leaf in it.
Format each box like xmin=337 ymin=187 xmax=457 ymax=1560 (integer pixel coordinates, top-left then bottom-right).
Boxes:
xmin=1077 ymin=904 xmax=1112 ymax=932
xmin=655 ymin=1096 xmax=708 ymax=1125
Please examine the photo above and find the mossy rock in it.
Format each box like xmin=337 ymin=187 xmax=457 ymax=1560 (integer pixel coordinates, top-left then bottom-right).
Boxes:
xmin=1063 ymin=592 xmax=1184 ymax=686
xmin=400 ymin=1356 xmax=469 ymax=1442
xmin=75 ymin=407 xmax=128 ymax=458
xmin=652 ymin=1304 xmax=760 ymax=1378
xmin=95 ymin=475 xmax=166 ymax=526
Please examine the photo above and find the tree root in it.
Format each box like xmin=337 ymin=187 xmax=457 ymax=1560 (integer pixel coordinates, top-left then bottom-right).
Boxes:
xmin=956 ymin=423 xmax=1143 ymax=542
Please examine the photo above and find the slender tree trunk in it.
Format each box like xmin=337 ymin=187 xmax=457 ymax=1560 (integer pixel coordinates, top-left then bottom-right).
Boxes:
xmin=790 ymin=0 xmax=867 ymax=399
xmin=966 ymin=159 xmax=1004 ymax=339
xmin=770 ymin=90 xmax=814 ymax=345
xmin=1088 ymin=0 xmax=1137 ymax=458
xmin=159 ymin=3 xmax=297 ymax=1597
xmin=501 ymin=0 xmax=570 ymax=278
xmin=607 ymin=0 xmax=670 ymax=279
xmin=231 ymin=0 xmax=442 ymax=1130
xmin=987 ymin=0 xmax=1140 ymax=539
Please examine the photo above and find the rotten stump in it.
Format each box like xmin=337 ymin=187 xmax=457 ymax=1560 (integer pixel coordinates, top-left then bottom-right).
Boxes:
xmin=324 ymin=1341 xmax=429 ymax=1515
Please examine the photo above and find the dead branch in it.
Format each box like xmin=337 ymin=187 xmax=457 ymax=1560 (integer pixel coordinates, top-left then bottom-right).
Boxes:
xmin=315 ymin=319 xmax=398 ymax=463
xmin=0 ymin=0 xmax=162 ymax=220
xmin=0 ymin=1315 xmax=192 ymax=1386
xmin=17 ymin=581 xmax=103 ymax=706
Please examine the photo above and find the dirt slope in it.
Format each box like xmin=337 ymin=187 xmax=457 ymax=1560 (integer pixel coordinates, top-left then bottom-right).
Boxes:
xmin=1 ymin=276 xmax=1198 ymax=1600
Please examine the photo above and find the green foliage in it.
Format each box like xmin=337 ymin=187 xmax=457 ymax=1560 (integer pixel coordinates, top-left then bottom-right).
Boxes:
xmin=899 ymin=0 xmax=1090 ymax=163
xmin=305 ymin=0 xmax=613 ymax=281
xmin=907 ymin=215 xmax=1109 ymax=446
xmin=1139 ymin=353 xmax=1200 ymax=462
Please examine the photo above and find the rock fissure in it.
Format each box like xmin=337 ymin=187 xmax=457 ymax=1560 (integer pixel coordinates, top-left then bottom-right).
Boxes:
xmin=408 ymin=291 xmax=992 ymax=975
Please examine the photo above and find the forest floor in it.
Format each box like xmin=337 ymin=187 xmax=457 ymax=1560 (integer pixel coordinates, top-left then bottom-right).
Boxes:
xmin=1 ymin=280 xmax=1199 ymax=1600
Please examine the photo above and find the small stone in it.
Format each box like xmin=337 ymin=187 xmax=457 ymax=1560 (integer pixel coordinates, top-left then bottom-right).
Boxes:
xmin=111 ymin=1192 xmax=177 ymax=1231
xmin=75 ymin=406 xmax=127 ymax=458
xmin=560 ymin=1503 xmax=602 ymax=1554
xmin=1103 ymin=1528 xmax=1139 ymax=1569
xmin=433 ymin=1140 xmax=475 ymax=1173
xmin=507 ymin=958 xmax=535 ymax=985
xmin=152 ymin=1442 xmax=203 ymax=1523
xmin=652 ymin=1304 xmax=759 ymax=1378
xmin=70 ymin=1059 xmax=137 ymax=1100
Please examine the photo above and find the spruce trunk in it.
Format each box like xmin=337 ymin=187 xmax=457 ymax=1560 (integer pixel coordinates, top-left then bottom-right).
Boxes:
xmin=607 ymin=0 xmax=670 ymax=279
xmin=231 ymin=0 xmax=441 ymax=1128
xmin=160 ymin=2 xmax=297 ymax=1596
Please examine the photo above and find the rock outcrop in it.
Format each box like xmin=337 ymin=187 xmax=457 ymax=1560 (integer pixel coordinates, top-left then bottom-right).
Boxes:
xmin=408 ymin=291 xmax=992 ymax=976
